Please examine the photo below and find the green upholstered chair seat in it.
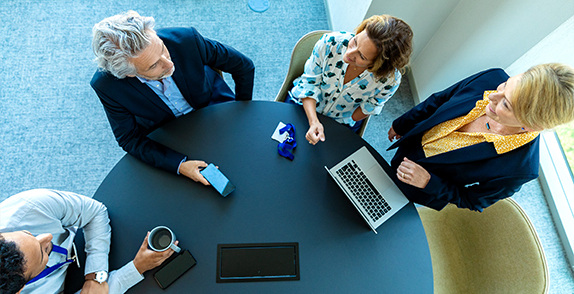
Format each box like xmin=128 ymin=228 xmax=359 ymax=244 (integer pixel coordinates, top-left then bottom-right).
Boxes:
xmin=417 ymin=198 xmax=549 ymax=294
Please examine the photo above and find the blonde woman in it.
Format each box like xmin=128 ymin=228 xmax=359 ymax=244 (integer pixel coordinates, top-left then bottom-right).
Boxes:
xmin=388 ymin=63 xmax=574 ymax=211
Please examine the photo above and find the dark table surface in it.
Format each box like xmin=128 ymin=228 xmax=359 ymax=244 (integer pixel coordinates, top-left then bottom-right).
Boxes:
xmin=94 ymin=101 xmax=433 ymax=293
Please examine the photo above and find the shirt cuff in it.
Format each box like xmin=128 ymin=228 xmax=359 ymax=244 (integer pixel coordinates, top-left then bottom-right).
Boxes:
xmin=107 ymin=261 xmax=145 ymax=294
xmin=290 ymin=78 xmax=321 ymax=102
xmin=176 ymin=157 xmax=187 ymax=175
xmin=84 ymin=252 xmax=109 ymax=276
xmin=360 ymin=102 xmax=384 ymax=116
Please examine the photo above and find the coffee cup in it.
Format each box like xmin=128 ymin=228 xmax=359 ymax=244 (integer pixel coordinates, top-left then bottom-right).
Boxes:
xmin=148 ymin=226 xmax=181 ymax=253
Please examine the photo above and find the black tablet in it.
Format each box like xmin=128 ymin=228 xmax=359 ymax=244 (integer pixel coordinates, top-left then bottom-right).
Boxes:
xmin=216 ymin=242 xmax=299 ymax=283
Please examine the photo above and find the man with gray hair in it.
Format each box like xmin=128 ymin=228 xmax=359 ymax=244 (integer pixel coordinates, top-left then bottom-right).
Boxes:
xmin=90 ymin=11 xmax=254 ymax=185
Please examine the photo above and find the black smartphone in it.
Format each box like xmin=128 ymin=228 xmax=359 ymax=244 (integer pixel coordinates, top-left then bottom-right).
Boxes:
xmin=200 ymin=163 xmax=236 ymax=197
xmin=153 ymin=249 xmax=197 ymax=289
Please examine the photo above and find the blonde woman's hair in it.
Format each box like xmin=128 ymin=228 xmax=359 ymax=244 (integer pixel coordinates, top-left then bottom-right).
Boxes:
xmin=512 ymin=63 xmax=574 ymax=130
xmin=355 ymin=15 xmax=413 ymax=80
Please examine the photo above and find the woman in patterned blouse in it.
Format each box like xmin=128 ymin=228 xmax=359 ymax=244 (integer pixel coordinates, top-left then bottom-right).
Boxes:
xmin=289 ymin=15 xmax=413 ymax=145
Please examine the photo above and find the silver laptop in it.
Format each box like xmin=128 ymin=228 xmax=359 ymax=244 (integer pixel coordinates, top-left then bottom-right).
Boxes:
xmin=325 ymin=146 xmax=409 ymax=234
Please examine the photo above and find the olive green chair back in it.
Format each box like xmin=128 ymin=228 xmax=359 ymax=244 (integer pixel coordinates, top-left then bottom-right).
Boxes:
xmin=417 ymin=198 xmax=549 ymax=294
xmin=275 ymin=30 xmax=329 ymax=103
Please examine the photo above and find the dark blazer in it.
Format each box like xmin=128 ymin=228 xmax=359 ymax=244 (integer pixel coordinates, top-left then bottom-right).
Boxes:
xmin=91 ymin=27 xmax=255 ymax=173
xmin=388 ymin=68 xmax=539 ymax=211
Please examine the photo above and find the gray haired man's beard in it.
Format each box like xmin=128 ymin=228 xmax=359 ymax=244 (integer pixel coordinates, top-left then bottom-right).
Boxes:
xmin=159 ymin=65 xmax=176 ymax=80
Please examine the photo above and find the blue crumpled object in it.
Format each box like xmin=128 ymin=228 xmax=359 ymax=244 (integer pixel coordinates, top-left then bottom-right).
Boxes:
xmin=278 ymin=123 xmax=297 ymax=160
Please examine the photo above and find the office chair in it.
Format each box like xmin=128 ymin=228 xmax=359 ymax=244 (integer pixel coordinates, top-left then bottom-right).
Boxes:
xmin=417 ymin=198 xmax=549 ymax=294
xmin=274 ymin=30 xmax=370 ymax=137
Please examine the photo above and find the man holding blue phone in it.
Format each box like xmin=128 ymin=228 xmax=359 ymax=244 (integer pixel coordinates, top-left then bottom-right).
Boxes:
xmin=200 ymin=164 xmax=236 ymax=197
xmin=91 ymin=11 xmax=254 ymax=186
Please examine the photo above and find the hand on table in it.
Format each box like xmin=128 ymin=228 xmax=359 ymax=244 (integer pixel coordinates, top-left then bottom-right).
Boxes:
xmin=306 ymin=121 xmax=325 ymax=145
xmin=397 ymin=157 xmax=430 ymax=189
xmin=80 ymin=280 xmax=109 ymax=294
xmin=133 ymin=232 xmax=178 ymax=274
xmin=179 ymin=160 xmax=209 ymax=185
xmin=388 ymin=126 xmax=402 ymax=142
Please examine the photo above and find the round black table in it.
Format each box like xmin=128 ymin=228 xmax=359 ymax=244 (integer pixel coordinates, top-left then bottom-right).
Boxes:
xmin=94 ymin=101 xmax=433 ymax=293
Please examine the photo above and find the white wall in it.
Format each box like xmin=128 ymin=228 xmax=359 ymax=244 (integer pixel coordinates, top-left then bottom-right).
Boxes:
xmin=506 ymin=14 xmax=574 ymax=75
xmin=325 ymin=0 xmax=462 ymax=62
xmin=363 ymin=0 xmax=461 ymax=62
xmin=408 ymin=0 xmax=574 ymax=102
xmin=324 ymin=0 xmax=373 ymax=32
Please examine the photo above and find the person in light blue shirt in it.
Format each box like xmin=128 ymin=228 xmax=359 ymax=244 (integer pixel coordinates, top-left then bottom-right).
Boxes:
xmin=288 ymin=15 xmax=413 ymax=144
xmin=0 ymin=189 xmax=175 ymax=294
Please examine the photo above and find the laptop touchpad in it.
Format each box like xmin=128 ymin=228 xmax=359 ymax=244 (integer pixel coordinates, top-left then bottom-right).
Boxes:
xmin=365 ymin=166 xmax=392 ymax=192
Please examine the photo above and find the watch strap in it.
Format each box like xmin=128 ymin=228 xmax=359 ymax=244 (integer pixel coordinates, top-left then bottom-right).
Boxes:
xmin=85 ymin=271 xmax=108 ymax=283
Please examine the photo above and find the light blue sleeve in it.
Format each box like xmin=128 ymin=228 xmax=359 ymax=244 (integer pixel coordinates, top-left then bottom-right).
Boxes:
xmin=0 ymin=189 xmax=111 ymax=294
xmin=290 ymin=33 xmax=328 ymax=102
xmin=73 ymin=261 xmax=144 ymax=294
xmin=17 ymin=189 xmax=112 ymax=276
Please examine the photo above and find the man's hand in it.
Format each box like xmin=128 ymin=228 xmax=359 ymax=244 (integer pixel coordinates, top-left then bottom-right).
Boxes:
xmin=306 ymin=121 xmax=325 ymax=145
xmin=80 ymin=280 xmax=109 ymax=294
xmin=388 ymin=126 xmax=402 ymax=142
xmin=397 ymin=157 xmax=431 ymax=189
xmin=133 ymin=232 xmax=178 ymax=274
xmin=179 ymin=160 xmax=209 ymax=185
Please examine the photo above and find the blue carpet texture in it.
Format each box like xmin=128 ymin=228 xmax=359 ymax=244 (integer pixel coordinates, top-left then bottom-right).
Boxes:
xmin=1 ymin=0 xmax=573 ymax=292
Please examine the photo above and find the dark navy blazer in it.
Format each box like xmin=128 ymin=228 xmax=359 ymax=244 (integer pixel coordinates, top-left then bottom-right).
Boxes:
xmin=388 ymin=68 xmax=539 ymax=211
xmin=91 ymin=27 xmax=255 ymax=174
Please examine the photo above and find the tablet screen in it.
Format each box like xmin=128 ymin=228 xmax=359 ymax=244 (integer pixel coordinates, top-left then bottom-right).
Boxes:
xmin=216 ymin=243 xmax=299 ymax=282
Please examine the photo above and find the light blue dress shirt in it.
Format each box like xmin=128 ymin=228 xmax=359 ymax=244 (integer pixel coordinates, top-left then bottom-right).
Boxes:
xmin=0 ymin=189 xmax=143 ymax=294
xmin=137 ymin=76 xmax=193 ymax=117
xmin=137 ymin=76 xmax=192 ymax=173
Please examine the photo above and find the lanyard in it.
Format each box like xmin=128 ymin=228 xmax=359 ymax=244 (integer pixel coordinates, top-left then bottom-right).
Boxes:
xmin=278 ymin=123 xmax=297 ymax=160
xmin=26 ymin=243 xmax=78 ymax=285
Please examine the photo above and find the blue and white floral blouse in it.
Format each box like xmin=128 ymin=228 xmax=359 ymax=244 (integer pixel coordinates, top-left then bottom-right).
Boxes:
xmin=290 ymin=31 xmax=401 ymax=126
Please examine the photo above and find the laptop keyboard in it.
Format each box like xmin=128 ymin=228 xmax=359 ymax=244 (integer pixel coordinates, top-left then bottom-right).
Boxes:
xmin=335 ymin=160 xmax=391 ymax=222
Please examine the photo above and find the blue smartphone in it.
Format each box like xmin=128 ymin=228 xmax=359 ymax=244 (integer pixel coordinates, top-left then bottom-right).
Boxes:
xmin=200 ymin=164 xmax=235 ymax=197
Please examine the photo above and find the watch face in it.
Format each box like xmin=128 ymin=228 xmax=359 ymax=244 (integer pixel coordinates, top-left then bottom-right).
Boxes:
xmin=95 ymin=271 xmax=108 ymax=283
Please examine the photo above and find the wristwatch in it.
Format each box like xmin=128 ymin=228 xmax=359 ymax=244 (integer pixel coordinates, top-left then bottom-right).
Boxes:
xmin=85 ymin=271 xmax=108 ymax=284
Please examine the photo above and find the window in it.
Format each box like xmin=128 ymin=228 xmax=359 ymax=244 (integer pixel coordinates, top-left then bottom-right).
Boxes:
xmin=539 ymin=131 xmax=574 ymax=269
xmin=555 ymin=121 xmax=574 ymax=173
